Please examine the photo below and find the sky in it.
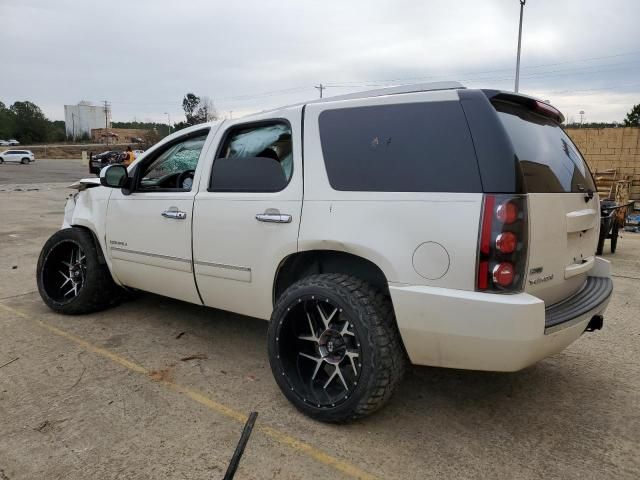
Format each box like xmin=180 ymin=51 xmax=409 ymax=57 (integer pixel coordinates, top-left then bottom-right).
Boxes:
xmin=1 ymin=0 xmax=639 ymax=124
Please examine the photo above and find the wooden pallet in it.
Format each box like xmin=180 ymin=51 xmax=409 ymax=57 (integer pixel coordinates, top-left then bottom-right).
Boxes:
xmin=594 ymin=169 xmax=618 ymax=199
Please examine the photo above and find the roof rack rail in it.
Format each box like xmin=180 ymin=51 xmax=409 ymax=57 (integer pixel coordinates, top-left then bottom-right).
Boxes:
xmin=312 ymin=81 xmax=465 ymax=103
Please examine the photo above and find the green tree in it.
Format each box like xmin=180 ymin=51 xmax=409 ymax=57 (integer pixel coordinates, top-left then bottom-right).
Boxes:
xmin=48 ymin=120 xmax=66 ymax=142
xmin=10 ymin=101 xmax=50 ymax=143
xmin=182 ymin=93 xmax=218 ymax=125
xmin=0 ymin=101 xmax=16 ymax=139
xmin=182 ymin=93 xmax=201 ymax=125
xmin=195 ymin=96 xmax=218 ymax=123
xmin=623 ymin=104 xmax=640 ymax=126
xmin=172 ymin=120 xmax=189 ymax=132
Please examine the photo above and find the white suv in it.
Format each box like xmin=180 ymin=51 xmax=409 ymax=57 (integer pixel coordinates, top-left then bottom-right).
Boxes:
xmin=0 ymin=149 xmax=35 ymax=164
xmin=36 ymin=83 xmax=612 ymax=422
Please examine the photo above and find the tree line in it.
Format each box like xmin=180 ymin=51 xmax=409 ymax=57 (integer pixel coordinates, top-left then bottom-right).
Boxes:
xmin=5 ymin=92 xmax=635 ymax=145
xmin=0 ymin=92 xmax=218 ymax=144
xmin=0 ymin=101 xmax=65 ymax=143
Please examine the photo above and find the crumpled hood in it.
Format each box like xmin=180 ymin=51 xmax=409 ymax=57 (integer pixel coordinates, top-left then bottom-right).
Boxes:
xmin=68 ymin=177 xmax=101 ymax=191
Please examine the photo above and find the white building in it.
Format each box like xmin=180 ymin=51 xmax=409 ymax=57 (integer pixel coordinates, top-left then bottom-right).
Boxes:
xmin=64 ymin=101 xmax=110 ymax=139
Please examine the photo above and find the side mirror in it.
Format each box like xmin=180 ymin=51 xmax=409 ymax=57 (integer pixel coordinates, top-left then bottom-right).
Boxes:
xmin=100 ymin=164 xmax=129 ymax=188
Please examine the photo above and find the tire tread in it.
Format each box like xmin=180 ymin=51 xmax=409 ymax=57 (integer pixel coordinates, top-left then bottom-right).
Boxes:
xmin=270 ymin=273 xmax=406 ymax=422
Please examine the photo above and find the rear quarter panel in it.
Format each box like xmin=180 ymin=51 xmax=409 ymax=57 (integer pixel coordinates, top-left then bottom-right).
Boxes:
xmin=301 ymin=91 xmax=482 ymax=290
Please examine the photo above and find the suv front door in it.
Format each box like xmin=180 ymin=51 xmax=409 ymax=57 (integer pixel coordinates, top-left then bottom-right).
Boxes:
xmin=193 ymin=109 xmax=303 ymax=319
xmin=105 ymin=128 xmax=213 ymax=304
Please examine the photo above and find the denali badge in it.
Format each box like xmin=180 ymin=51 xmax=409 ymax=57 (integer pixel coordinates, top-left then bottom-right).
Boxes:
xmin=529 ymin=274 xmax=554 ymax=286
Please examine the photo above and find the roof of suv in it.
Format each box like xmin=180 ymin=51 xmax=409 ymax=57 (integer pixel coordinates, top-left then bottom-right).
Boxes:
xmin=250 ymin=82 xmax=466 ymax=117
xmin=307 ymin=81 xmax=465 ymax=104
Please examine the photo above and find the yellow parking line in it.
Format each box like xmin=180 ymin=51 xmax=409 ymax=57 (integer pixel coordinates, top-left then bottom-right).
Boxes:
xmin=0 ymin=302 xmax=377 ymax=480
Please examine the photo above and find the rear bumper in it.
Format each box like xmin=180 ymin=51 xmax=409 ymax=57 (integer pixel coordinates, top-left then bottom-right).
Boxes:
xmin=389 ymin=258 xmax=612 ymax=372
xmin=545 ymin=276 xmax=612 ymax=334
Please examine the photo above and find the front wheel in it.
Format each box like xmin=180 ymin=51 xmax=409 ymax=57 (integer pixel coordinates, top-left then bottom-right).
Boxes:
xmin=268 ymin=274 xmax=406 ymax=423
xmin=0 ymin=157 xmax=4 ymax=164
xmin=37 ymin=228 xmax=124 ymax=314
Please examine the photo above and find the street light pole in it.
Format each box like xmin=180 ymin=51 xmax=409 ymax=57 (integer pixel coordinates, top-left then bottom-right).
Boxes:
xmin=164 ymin=112 xmax=171 ymax=135
xmin=514 ymin=0 xmax=526 ymax=93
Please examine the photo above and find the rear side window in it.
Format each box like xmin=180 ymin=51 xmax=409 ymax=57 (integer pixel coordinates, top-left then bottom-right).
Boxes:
xmin=494 ymin=101 xmax=596 ymax=193
xmin=209 ymin=121 xmax=293 ymax=192
xmin=318 ymin=102 xmax=482 ymax=192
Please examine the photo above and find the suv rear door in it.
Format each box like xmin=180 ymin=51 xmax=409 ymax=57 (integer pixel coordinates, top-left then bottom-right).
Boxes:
xmin=492 ymin=98 xmax=599 ymax=305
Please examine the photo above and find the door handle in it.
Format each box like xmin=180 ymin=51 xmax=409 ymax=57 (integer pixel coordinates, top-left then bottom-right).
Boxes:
xmin=256 ymin=213 xmax=292 ymax=223
xmin=161 ymin=209 xmax=187 ymax=220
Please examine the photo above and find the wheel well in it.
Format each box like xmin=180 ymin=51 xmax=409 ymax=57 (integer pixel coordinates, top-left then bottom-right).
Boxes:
xmin=274 ymin=250 xmax=390 ymax=304
xmin=70 ymin=225 xmax=106 ymax=264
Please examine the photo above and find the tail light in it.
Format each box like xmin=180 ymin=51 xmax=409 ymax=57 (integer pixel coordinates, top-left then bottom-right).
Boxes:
xmin=476 ymin=194 xmax=528 ymax=293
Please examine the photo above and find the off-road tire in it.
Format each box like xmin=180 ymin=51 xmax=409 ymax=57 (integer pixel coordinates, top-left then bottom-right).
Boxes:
xmin=37 ymin=227 xmax=123 ymax=315
xmin=268 ymin=273 xmax=407 ymax=423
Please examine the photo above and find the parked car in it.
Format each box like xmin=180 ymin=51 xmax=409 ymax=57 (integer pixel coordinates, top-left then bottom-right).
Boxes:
xmin=89 ymin=150 xmax=125 ymax=175
xmin=0 ymin=140 xmax=9 ymax=146
xmin=8 ymin=139 xmax=20 ymax=146
xmin=36 ymin=82 xmax=612 ymax=423
xmin=0 ymin=149 xmax=35 ymax=164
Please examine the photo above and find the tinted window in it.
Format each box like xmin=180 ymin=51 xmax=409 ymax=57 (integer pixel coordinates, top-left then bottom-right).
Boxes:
xmin=210 ymin=121 xmax=293 ymax=191
xmin=318 ymin=102 xmax=481 ymax=192
xmin=494 ymin=101 xmax=595 ymax=193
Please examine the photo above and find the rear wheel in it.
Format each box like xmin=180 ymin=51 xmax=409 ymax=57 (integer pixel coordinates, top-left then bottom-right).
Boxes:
xmin=37 ymin=228 xmax=124 ymax=314
xmin=268 ymin=273 xmax=406 ymax=423
xmin=0 ymin=157 xmax=4 ymax=164
xmin=21 ymin=157 xmax=29 ymax=164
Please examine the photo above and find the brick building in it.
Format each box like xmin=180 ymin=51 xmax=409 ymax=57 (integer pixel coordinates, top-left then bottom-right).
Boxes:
xmin=565 ymin=127 xmax=640 ymax=200
xmin=91 ymin=128 xmax=149 ymax=144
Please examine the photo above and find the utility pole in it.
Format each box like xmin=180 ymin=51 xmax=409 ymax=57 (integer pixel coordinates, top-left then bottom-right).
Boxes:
xmin=514 ymin=0 xmax=526 ymax=93
xmin=164 ymin=112 xmax=171 ymax=135
xmin=315 ymin=84 xmax=325 ymax=98
xmin=103 ymin=100 xmax=110 ymax=145
xmin=72 ymin=113 xmax=76 ymax=141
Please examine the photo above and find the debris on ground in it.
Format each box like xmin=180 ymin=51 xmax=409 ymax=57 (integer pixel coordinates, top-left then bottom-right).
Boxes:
xmin=148 ymin=368 xmax=174 ymax=382
xmin=179 ymin=354 xmax=208 ymax=362
xmin=0 ymin=357 xmax=19 ymax=369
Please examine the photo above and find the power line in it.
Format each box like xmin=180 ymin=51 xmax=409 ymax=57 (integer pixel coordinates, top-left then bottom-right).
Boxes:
xmin=323 ymin=59 xmax=640 ymax=90
xmin=322 ymin=50 xmax=640 ymax=87
xmin=89 ymin=49 xmax=640 ymax=119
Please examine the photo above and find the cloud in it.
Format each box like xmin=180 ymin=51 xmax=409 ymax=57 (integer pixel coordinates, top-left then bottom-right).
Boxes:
xmin=1 ymin=0 xmax=638 ymax=122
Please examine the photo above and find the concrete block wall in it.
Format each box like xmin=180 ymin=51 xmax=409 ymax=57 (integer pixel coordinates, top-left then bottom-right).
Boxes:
xmin=565 ymin=127 xmax=640 ymax=199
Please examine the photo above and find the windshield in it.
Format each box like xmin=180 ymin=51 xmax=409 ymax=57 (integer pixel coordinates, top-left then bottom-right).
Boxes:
xmin=494 ymin=101 xmax=595 ymax=193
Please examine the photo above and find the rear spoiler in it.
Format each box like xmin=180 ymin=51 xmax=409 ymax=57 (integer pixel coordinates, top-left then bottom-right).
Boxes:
xmin=482 ymin=90 xmax=564 ymax=124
